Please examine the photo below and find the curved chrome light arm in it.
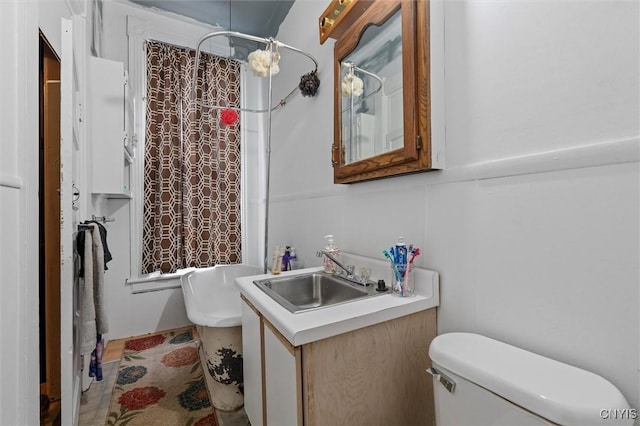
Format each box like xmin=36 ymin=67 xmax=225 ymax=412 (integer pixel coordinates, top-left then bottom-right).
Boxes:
xmin=191 ymin=30 xmax=319 ymax=112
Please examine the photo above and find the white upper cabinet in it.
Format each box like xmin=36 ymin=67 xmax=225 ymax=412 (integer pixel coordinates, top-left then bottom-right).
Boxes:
xmin=89 ymin=56 xmax=132 ymax=198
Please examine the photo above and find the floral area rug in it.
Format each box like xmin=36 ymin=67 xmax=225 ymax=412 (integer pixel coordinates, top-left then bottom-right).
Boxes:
xmin=106 ymin=327 xmax=217 ymax=426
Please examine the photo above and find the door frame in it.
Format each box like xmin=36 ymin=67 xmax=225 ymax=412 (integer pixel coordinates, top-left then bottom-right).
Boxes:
xmin=40 ymin=30 xmax=62 ymax=409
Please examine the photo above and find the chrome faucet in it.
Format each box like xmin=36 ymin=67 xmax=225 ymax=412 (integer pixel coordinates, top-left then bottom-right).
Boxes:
xmin=316 ymin=250 xmax=370 ymax=286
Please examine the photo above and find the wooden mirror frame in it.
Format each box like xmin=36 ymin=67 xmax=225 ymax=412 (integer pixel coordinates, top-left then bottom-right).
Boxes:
xmin=330 ymin=0 xmax=431 ymax=184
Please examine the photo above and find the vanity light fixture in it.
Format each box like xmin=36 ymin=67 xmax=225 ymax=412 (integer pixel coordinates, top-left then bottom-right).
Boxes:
xmin=320 ymin=16 xmax=335 ymax=30
xmin=318 ymin=0 xmax=375 ymax=44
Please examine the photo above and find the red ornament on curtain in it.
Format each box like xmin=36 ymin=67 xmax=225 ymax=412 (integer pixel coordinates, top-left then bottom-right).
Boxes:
xmin=220 ymin=109 xmax=239 ymax=126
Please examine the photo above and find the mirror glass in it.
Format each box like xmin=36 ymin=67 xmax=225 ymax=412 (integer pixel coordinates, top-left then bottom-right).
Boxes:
xmin=340 ymin=8 xmax=402 ymax=165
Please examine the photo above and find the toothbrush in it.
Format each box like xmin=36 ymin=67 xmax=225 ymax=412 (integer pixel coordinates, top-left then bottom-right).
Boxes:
xmin=382 ymin=250 xmax=402 ymax=289
xmin=382 ymin=249 xmax=396 ymax=273
xmin=408 ymin=247 xmax=421 ymax=266
xmin=402 ymin=247 xmax=421 ymax=278
xmin=402 ymin=247 xmax=420 ymax=278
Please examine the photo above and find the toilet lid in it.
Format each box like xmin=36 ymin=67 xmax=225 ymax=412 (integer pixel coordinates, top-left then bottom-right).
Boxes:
xmin=429 ymin=333 xmax=632 ymax=426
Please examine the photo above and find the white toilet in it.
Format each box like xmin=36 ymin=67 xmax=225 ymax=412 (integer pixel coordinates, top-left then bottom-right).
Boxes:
xmin=428 ymin=333 xmax=634 ymax=426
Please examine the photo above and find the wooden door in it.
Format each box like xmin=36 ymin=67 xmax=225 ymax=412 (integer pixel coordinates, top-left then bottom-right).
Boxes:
xmin=39 ymin=32 xmax=61 ymax=422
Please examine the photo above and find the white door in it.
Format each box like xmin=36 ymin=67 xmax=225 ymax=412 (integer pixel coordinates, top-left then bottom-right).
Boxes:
xmin=241 ymin=300 xmax=263 ymax=425
xmin=60 ymin=17 xmax=81 ymax=426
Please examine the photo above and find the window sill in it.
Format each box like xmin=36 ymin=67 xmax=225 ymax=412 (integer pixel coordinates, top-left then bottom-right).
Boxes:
xmin=126 ymin=268 xmax=197 ymax=293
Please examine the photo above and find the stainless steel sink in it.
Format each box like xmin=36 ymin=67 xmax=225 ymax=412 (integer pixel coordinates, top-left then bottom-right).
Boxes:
xmin=253 ymin=272 xmax=383 ymax=313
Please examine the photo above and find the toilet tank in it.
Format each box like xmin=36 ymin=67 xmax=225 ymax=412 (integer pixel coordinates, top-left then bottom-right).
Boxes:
xmin=428 ymin=333 xmax=633 ymax=426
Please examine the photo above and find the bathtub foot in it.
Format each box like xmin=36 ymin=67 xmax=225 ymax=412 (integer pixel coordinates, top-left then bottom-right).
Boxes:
xmin=203 ymin=369 xmax=244 ymax=412
xmin=197 ymin=325 xmax=245 ymax=411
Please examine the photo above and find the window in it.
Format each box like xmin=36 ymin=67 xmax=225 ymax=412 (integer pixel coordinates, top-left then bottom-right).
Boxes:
xmin=141 ymin=40 xmax=242 ymax=274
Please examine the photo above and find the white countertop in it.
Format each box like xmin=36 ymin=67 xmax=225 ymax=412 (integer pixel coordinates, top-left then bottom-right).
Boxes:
xmin=234 ymin=252 xmax=440 ymax=346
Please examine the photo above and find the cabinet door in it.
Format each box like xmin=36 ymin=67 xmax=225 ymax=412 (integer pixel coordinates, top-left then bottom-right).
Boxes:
xmin=302 ymin=309 xmax=437 ymax=425
xmin=90 ymin=56 xmax=130 ymax=197
xmin=263 ymin=322 xmax=302 ymax=426
xmin=241 ymin=299 xmax=263 ymax=426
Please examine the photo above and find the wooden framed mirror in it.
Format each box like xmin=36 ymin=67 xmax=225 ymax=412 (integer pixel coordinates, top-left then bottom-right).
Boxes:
xmin=320 ymin=0 xmax=436 ymax=184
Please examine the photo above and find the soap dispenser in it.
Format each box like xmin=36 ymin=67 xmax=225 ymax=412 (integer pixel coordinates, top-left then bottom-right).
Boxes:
xmin=322 ymin=235 xmax=340 ymax=274
xmin=289 ymin=246 xmax=303 ymax=270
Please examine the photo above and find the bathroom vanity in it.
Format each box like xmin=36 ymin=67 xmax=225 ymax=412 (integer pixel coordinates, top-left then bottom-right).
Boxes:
xmin=235 ymin=253 xmax=440 ymax=425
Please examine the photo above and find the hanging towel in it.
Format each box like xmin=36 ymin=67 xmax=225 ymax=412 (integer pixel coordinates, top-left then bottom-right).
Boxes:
xmin=76 ymin=221 xmax=113 ymax=277
xmin=90 ymin=223 xmax=108 ymax=335
xmin=86 ymin=220 xmax=113 ymax=270
xmin=76 ymin=231 xmax=87 ymax=278
xmin=80 ymin=228 xmax=97 ymax=354
xmin=80 ymin=224 xmax=109 ymax=354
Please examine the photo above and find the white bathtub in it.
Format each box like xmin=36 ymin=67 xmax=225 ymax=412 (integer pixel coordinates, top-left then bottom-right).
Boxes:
xmin=181 ymin=264 xmax=261 ymax=327
xmin=180 ymin=264 xmax=262 ymax=411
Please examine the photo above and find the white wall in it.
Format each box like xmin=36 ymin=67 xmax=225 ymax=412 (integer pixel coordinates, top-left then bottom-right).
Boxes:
xmin=269 ymin=0 xmax=639 ymax=413
xmin=0 ymin=2 xmax=40 ymax=422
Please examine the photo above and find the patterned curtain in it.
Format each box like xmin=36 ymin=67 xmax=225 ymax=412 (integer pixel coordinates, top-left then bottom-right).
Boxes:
xmin=142 ymin=40 xmax=242 ymax=274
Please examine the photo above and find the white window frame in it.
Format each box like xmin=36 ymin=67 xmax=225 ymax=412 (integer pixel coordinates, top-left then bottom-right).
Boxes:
xmin=126 ymin=15 xmax=252 ymax=280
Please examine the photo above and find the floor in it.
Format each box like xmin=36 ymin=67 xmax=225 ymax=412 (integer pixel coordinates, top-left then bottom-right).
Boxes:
xmin=78 ymin=359 xmax=119 ymax=425
xmin=78 ymin=332 xmax=251 ymax=426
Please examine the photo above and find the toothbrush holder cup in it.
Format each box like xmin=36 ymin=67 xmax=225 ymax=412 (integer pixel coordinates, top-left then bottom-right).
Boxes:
xmin=390 ymin=263 xmax=415 ymax=297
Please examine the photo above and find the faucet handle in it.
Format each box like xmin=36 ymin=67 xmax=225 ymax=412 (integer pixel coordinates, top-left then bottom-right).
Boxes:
xmin=359 ymin=267 xmax=372 ymax=284
xmin=345 ymin=264 xmax=355 ymax=277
